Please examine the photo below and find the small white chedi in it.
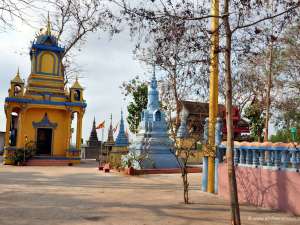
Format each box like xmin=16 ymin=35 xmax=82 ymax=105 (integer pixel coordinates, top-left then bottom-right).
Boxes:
xmin=123 ymin=71 xmax=180 ymax=169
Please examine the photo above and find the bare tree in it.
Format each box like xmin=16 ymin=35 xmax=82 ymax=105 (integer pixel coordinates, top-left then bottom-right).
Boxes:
xmin=49 ymin=0 xmax=119 ymax=83
xmin=0 ymin=0 xmax=37 ymax=30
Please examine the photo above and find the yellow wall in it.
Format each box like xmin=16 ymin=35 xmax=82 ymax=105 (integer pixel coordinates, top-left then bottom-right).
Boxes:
xmin=18 ymin=108 xmax=70 ymax=156
xmin=38 ymin=52 xmax=57 ymax=74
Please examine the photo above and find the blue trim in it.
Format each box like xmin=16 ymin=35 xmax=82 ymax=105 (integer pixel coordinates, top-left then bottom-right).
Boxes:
xmin=68 ymin=148 xmax=80 ymax=153
xmin=30 ymin=92 xmax=67 ymax=99
xmin=4 ymin=147 xmax=17 ymax=151
xmin=5 ymin=97 xmax=87 ymax=108
xmin=32 ymin=44 xmax=64 ymax=53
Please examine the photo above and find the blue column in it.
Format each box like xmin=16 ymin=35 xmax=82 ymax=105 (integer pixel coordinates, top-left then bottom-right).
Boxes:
xmin=202 ymin=156 xmax=208 ymax=192
xmin=214 ymin=117 xmax=223 ymax=194
xmin=214 ymin=157 xmax=219 ymax=193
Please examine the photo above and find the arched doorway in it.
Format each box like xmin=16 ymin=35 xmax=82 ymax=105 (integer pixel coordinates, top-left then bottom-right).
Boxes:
xmin=10 ymin=107 xmax=21 ymax=146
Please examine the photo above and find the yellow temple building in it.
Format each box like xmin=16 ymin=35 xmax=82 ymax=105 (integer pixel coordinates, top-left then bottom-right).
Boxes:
xmin=3 ymin=18 xmax=86 ymax=165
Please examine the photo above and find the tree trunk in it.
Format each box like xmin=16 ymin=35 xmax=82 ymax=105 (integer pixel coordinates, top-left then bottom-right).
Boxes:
xmin=182 ymin=167 xmax=189 ymax=204
xmin=264 ymin=43 xmax=273 ymax=142
xmin=223 ymin=1 xmax=241 ymax=224
xmin=172 ymin=71 xmax=181 ymax=133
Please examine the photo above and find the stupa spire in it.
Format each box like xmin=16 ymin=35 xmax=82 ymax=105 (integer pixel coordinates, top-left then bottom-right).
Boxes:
xmin=88 ymin=116 xmax=99 ymax=142
xmin=106 ymin=113 xmax=114 ymax=144
xmin=147 ymin=64 xmax=159 ymax=112
xmin=115 ymin=110 xmax=129 ymax=146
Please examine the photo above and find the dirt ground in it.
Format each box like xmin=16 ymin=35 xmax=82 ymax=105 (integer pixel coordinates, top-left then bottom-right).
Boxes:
xmin=0 ymin=159 xmax=299 ymax=225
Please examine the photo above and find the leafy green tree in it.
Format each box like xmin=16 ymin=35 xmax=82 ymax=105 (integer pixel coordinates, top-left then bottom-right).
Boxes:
xmin=125 ymin=82 xmax=148 ymax=134
xmin=271 ymin=128 xmax=300 ymax=143
xmin=244 ymin=100 xmax=265 ymax=142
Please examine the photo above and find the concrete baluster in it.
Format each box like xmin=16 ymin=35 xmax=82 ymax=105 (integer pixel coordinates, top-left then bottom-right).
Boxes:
xmin=290 ymin=150 xmax=297 ymax=169
xmin=274 ymin=150 xmax=281 ymax=168
xmin=253 ymin=149 xmax=259 ymax=167
xmin=240 ymin=149 xmax=246 ymax=164
xmin=296 ymin=150 xmax=300 ymax=165
xmin=259 ymin=150 xmax=265 ymax=166
xmin=246 ymin=149 xmax=252 ymax=165
xmin=281 ymin=150 xmax=289 ymax=168
xmin=266 ymin=149 xmax=273 ymax=167
xmin=234 ymin=148 xmax=239 ymax=165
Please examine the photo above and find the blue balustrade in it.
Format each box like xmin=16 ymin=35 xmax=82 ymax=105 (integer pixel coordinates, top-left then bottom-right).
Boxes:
xmin=218 ymin=143 xmax=300 ymax=170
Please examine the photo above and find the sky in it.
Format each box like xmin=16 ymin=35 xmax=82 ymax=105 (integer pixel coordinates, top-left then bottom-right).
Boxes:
xmin=0 ymin=11 xmax=150 ymax=142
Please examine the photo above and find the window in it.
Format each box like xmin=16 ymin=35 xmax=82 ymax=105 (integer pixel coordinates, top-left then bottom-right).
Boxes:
xmin=154 ymin=110 xmax=161 ymax=121
xmin=74 ymin=90 xmax=81 ymax=101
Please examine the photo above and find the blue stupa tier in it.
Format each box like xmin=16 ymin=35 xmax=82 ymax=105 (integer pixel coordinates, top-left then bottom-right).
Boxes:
xmin=127 ymin=73 xmax=180 ymax=169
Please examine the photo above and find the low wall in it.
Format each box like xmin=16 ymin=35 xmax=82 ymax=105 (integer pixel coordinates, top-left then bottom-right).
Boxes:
xmin=218 ymin=163 xmax=300 ymax=215
xmin=123 ymin=167 xmax=201 ymax=175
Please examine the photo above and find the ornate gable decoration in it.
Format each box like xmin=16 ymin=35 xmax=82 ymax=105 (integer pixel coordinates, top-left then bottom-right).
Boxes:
xmin=32 ymin=113 xmax=57 ymax=129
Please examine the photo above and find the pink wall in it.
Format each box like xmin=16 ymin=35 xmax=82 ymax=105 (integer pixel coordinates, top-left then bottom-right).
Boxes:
xmin=218 ymin=163 xmax=300 ymax=215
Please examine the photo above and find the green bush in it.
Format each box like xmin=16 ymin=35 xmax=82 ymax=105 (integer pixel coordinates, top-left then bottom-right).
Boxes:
xmin=13 ymin=142 xmax=36 ymax=166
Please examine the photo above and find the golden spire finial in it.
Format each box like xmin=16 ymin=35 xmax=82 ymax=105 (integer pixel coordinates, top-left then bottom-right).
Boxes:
xmin=11 ymin=67 xmax=24 ymax=84
xmin=46 ymin=12 xmax=51 ymax=35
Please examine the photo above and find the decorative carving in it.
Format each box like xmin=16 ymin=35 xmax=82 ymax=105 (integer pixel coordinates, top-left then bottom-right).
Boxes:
xmin=202 ymin=144 xmax=216 ymax=157
xmin=32 ymin=113 xmax=57 ymax=129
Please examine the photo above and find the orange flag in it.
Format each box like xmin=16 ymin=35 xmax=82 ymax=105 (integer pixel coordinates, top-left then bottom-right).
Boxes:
xmin=113 ymin=122 xmax=119 ymax=133
xmin=96 ymin=121 xmax=105 ymax=129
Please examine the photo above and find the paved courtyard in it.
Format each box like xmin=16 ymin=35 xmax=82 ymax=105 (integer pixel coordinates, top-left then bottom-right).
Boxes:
xmin=0 ymin=159 xmax=299 ymax=225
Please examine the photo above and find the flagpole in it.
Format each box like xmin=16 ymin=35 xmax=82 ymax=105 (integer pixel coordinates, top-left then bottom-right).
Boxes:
xmin=99 ymin=127 xmax=104 ymax=166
